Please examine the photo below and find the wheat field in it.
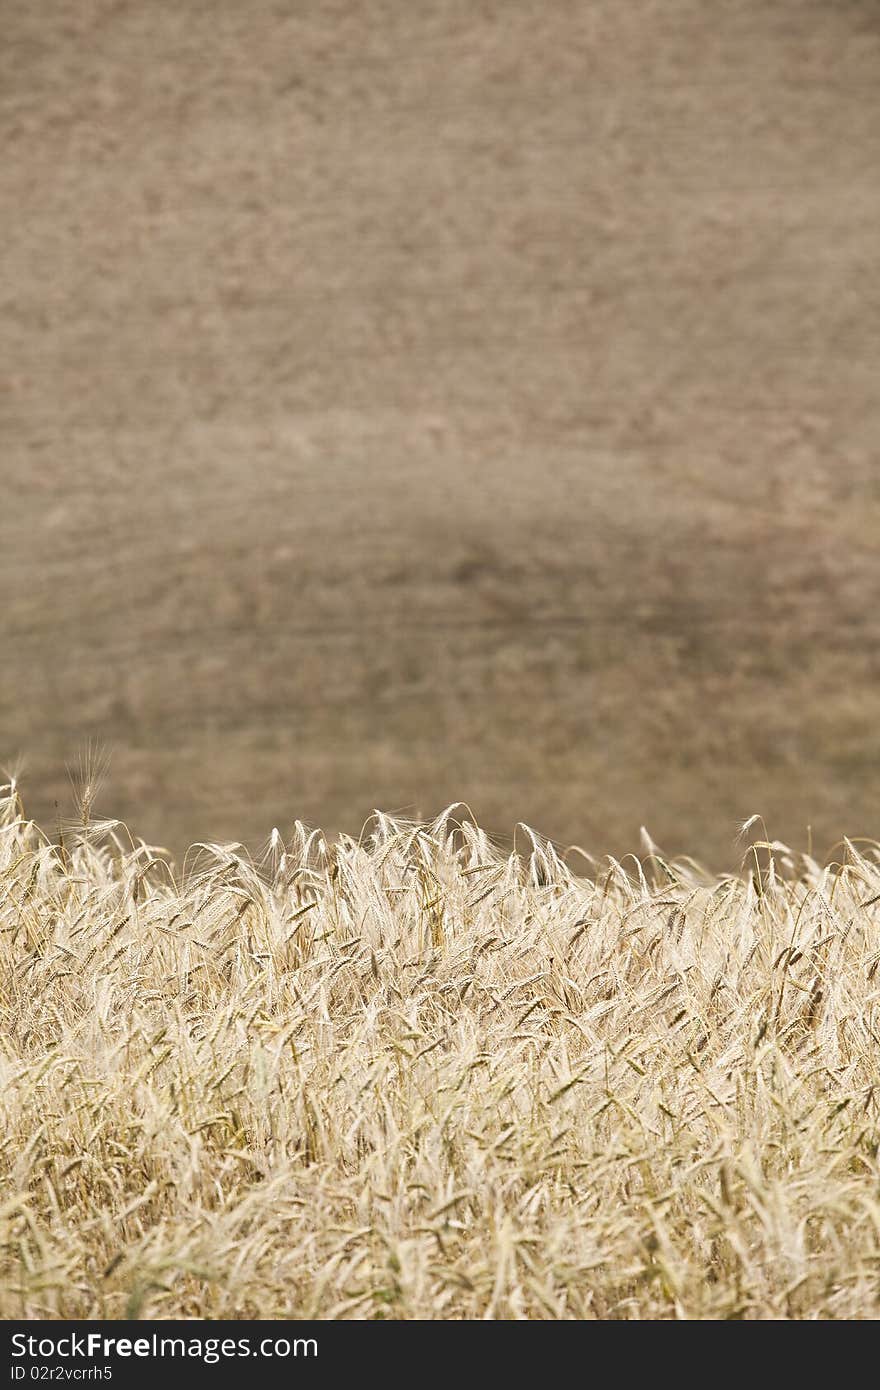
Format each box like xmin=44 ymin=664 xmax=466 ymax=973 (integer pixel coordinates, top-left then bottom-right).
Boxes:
xmin=2 ymin=778 xmax=880 ymax=1320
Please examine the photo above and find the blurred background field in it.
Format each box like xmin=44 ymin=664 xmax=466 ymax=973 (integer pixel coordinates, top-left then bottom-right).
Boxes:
xmin=2 ymin=0 xmax=879 ymax=868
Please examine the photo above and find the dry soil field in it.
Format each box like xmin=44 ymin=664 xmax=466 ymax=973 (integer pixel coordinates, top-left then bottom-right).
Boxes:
xmin=2 ymin=1 xmax=880 ymax=867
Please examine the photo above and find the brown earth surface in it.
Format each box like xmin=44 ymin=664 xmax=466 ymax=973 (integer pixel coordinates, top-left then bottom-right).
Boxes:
xmin=2 ymin=0 xmax=879 ymax=868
